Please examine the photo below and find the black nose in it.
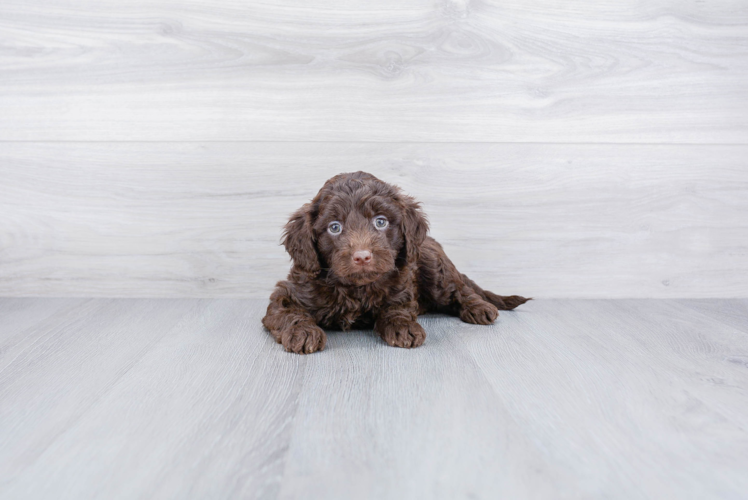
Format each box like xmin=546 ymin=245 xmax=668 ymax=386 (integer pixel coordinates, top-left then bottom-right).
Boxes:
xmin=352 ymin=250 xmax=372 ymax=266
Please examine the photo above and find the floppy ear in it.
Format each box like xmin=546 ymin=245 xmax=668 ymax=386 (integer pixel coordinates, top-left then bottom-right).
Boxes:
xmin=400 ymin=195 xmax=429 ymax=264
xmin=282 ymin=203 xmax=320 ymax=276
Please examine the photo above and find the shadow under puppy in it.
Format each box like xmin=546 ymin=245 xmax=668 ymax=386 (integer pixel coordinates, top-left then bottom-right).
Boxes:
xmin=263 ymin=171 xmax=530 ymax=353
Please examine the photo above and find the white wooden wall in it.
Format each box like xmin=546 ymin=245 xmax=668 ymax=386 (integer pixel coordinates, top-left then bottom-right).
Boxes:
xmin=1 ymin=0 xmax=747 ymax=298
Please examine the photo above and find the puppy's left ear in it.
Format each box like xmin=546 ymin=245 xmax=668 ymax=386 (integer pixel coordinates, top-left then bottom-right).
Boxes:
xmin=400 ymin=195 xmax=429 ymax=263
xmin=282 ymin=203 xmax=321 ymax=277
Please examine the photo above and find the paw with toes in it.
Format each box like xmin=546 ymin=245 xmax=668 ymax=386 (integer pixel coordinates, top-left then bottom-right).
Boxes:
xmin=460 ymin=300 xmax=499 ymax=325
xmin=378 ymin=320 xmax=426 ymax=348
xmin=279 ymin=323 xmax=327 ymax=354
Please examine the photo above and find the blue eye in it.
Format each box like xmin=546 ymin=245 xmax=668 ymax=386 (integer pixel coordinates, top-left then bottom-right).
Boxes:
xmin=374 ymin=216 xmax=388 ymax=229
xmin=328 ymin=221 xmax=342 ymax=235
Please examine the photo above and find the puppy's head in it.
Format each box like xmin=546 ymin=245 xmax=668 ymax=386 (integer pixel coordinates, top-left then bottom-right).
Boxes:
xmin=282 ymin=172 xmax=428 ymax=286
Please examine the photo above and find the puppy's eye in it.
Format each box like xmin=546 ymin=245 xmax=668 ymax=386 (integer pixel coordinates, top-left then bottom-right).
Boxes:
xmin=328 ymin=221 xmax=343 ymax=235
xmin=373 ymin=216 xmax=389 ymax=230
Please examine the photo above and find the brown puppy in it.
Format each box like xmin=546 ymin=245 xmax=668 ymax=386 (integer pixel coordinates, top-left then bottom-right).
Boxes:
xmin=262 ymin=172 xmax=529 ymax=353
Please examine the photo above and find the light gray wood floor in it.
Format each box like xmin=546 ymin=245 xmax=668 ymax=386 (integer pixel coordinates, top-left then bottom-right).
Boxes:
xmin=1 ymin=298 xmax=747 ymax=499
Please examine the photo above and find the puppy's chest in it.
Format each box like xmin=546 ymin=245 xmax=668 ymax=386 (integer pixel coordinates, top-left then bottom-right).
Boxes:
xmin=316 ymin=287 xmax=387 ymax=329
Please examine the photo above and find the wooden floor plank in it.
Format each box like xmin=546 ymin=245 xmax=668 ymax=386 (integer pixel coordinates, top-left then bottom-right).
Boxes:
xmin=674 ymin=299 xmax=748 ymax=334
xmin=276 ymin=315 xmax=565 ymax=499
xmin=1 ymin=299 xmax=305 ymax=500
xmin=1 ymin=299 xmax=747 ymax=499
xmin=0 ymin=298 xmax=86 ymax=344
xmin=0 ymin=299 xmax=210 ymax=483
xmin=466 ymin=299 xmax=748 ymax=499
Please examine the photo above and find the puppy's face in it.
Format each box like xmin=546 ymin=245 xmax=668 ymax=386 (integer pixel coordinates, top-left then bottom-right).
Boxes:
xmin=282 ymin=172 xmax=428 ymax=287
xmin=313 ymin=192 xmax=403 ymax=285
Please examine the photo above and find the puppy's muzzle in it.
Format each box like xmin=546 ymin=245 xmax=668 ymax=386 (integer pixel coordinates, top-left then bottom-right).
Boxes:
xmin=352 ymin=249 xmax=373 ymax=267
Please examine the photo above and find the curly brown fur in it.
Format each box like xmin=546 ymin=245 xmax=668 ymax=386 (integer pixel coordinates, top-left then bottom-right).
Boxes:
xmin=262 ymin=172 xmax=530 ymax=353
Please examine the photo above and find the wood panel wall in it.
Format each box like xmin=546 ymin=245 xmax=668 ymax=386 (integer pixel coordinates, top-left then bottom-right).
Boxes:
xmin=1 ymin=0 xmax=747 ymax=298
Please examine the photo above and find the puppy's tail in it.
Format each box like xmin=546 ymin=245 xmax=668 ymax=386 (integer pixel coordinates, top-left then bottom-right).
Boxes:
xmin=460 ymin=273 xmax=531 ymax=310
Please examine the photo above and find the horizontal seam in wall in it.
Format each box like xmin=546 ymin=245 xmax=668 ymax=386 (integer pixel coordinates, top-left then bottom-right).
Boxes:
xmin=0 ymin=141 xmax=747 ymax=146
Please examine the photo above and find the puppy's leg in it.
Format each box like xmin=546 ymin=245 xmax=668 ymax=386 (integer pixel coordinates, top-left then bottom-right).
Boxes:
xmin=375 ymin=301 xmax=426 ymax=349
xmin=456 ymin=287 xmax=501 ymax=325
xmin=460 ymin=273 xmax=530 ymax=311
xmin=419 ymin=237 xmax=528 ymax=325
xmin=262 ymin=283 xmax=326 ymax=354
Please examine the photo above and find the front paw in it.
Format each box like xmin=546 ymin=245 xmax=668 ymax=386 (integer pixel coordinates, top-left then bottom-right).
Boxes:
xmin=460 ymin=300 xmax=499 ymax=325
xmin=278 ymin=323 xmax=327 ymax=354
xmin=378 ymin=321 xmax=426 ymax=349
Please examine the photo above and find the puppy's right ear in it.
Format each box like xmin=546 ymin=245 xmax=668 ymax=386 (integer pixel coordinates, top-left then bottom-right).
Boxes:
xmin=282 ymin=203 xmax=320 ymax=277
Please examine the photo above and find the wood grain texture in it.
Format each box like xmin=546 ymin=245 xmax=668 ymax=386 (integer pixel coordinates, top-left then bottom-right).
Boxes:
xmin=1 ymin=142 xmax=747 ymax=298
xmin=1 ymin=298 xmax=747 ymax=499
xmin=0 ymin=298 xmax=307 ymax=499
xmin=0 ymin=0 xmax=747 ymax=142
xmin=676 ymin=299 xmax=748 ymax=333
